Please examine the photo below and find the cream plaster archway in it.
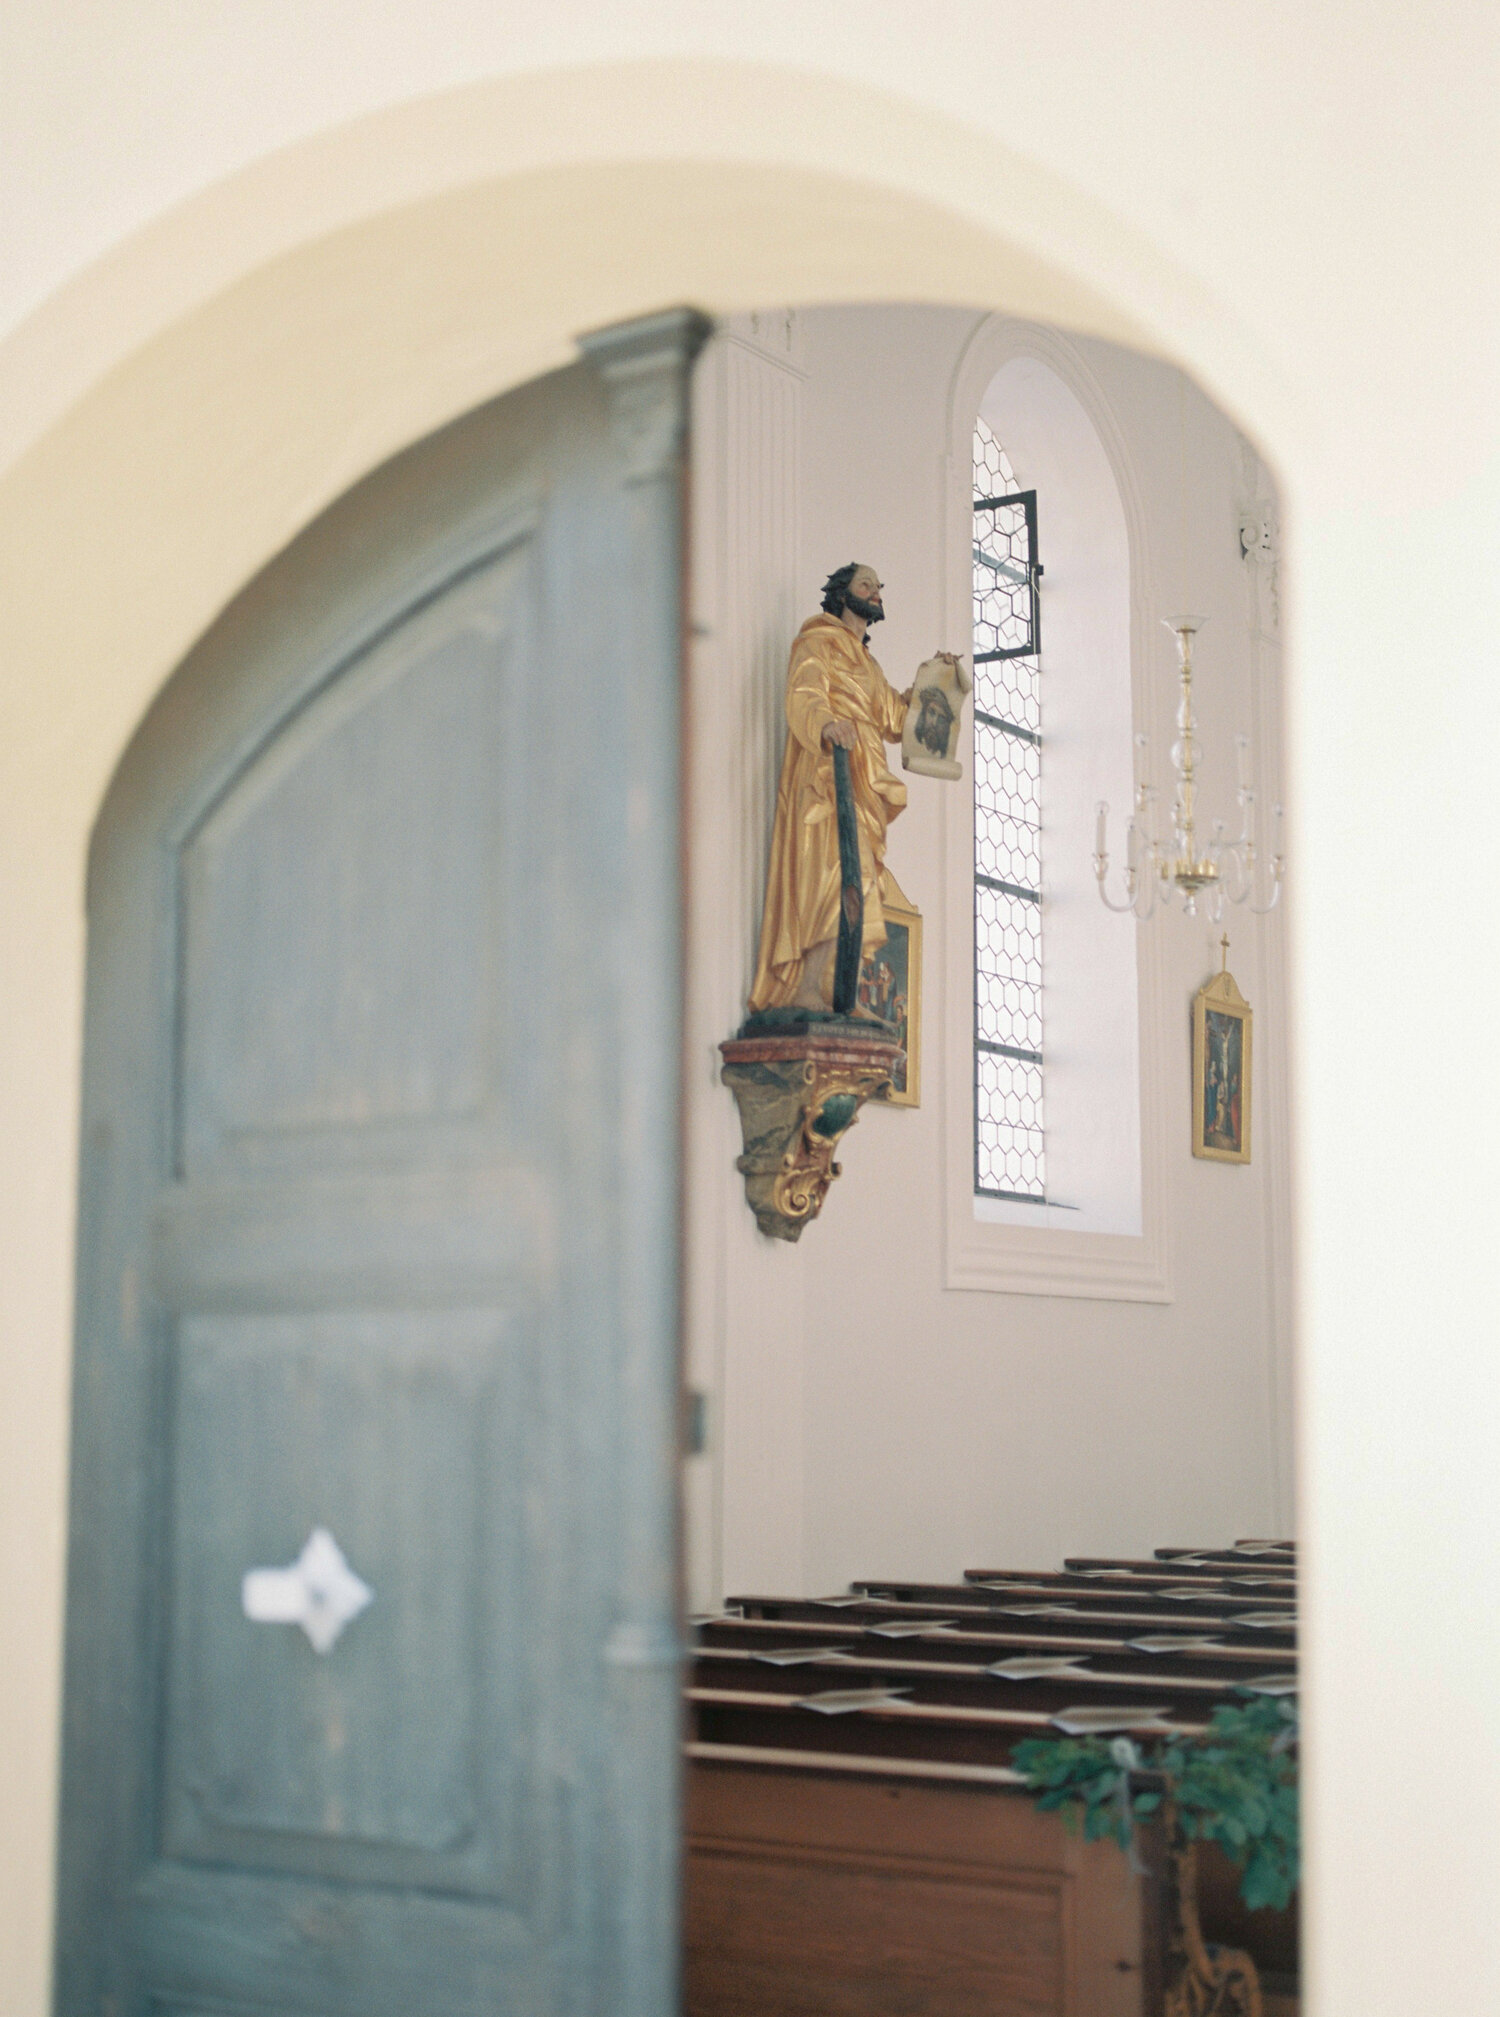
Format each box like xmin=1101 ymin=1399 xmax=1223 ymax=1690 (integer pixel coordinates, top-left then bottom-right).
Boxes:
xmin=0 ymin=63 xmax=1307 ymax=845
xmin=0 ymin=55 xmax=1428 ymax=2017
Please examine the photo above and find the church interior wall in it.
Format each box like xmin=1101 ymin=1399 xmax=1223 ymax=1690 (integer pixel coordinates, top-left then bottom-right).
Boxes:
xmin=686 ymin=303 xmax=1294 ymax=1609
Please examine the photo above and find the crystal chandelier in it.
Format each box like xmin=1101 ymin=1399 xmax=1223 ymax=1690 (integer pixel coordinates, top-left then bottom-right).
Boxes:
xmin=1093 ymin=615 xmax=1284 ymax=921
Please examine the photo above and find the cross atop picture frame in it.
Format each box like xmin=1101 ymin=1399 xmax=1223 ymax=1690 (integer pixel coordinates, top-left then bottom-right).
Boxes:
xmin=1192 ymin=939 xmax=1252 ymax=1163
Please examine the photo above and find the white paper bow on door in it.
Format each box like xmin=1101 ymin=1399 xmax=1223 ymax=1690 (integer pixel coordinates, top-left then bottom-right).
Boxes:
xmin=241 ymin=1526 xmax=374 ymax=1655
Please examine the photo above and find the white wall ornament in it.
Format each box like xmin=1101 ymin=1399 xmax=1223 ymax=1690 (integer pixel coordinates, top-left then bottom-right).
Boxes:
xmin=1238 ymin=504 xmax=1275 ymax=566
xmin=1237 ymin=477 xmax=1281 ymax=639
xmin=737 ymin=307 xmax=806 ymax=373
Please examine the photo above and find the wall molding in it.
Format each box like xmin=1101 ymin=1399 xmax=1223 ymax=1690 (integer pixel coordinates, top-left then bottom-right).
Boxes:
xmin=1238 ymin=436 xmax=1296 ymax=1532
xmin=682 ymin=315 xmax=808 ymax=1608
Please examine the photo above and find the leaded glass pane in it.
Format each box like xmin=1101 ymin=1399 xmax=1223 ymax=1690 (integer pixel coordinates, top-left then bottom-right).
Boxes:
xmin=974 ymin=721 xmax=1040 ymax=889
xmin=973 ymin=496 xmax=1036 ymax=659
xmin=976 ymin=1053 xmax=1045 ymax=1199
xmin=974 ymin=653 xmax=1040 ymax=735
xmin=974 ymin=417 xmax=1017 ymax=501
xmin=972 ymin=416 xmax=1045 ymax=1201
xmin=974 ymin=888 xmax=1042 ymax=1052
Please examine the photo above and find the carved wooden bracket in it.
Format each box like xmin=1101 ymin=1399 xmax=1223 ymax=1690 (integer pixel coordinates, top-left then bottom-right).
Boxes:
xmin=720 ymin=1024 xmax=902 ymax=1241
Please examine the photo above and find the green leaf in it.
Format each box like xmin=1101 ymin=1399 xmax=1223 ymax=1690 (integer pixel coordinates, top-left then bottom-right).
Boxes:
xmin=1011 ymin=1686 xmax=1299 ymax=1914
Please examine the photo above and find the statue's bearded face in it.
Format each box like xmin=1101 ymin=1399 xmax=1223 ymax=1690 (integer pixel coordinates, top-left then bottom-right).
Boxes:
xmin=844 ymin=565 xmax=885 ymax=625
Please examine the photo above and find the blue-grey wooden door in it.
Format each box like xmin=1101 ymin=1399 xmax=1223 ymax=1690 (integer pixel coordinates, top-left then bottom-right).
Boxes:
xmin=54 ymin=311 xmax=705 ymax=2017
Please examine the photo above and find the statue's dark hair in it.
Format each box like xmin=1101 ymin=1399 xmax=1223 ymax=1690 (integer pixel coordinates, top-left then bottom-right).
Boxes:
xmin=820 ymin=563 xmax=860 ymax=616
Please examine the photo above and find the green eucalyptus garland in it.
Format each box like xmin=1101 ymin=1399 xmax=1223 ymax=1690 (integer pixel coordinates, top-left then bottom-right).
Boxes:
xmin=1011 ymin=1691 xmax=1299 ymax=1913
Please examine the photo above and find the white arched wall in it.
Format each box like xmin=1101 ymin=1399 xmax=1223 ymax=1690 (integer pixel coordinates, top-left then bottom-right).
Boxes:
xmin=937 ymin=322 xmax=1291 ymax=1485
xmin=682 ymin=302 xmax=1293 ymax=1612
xmin=1 ymin=44 xmax=1496 ymax=2017
xmin=971 ymin=351 xmax=1143 ymax=1243
xmin=944 ymin=324 xmax=1164 ymax=1294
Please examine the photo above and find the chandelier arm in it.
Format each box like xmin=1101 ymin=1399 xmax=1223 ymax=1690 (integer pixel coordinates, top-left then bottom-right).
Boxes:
xmin=1240 ymin=877 xmax=1284 ymax=917
xmin=1094 ymin=804 xmax=1136 ymax=914
xmin=1093 ymin=849 xmax=1148 ymax=915
xmin=1217 ymin=842 xmax=1251 ymax=903
xmin=1096 ymin=878 xmax=1145 ymax=916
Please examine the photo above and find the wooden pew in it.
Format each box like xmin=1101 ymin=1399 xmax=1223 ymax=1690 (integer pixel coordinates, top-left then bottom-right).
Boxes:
xmin=692 ymin=1647 xmax=1277 ymax=1730
xmin=684 ymin=1547 xmax=1299 ymax=2017
xmin=878 ymin=1574 xmax=1295 ymax=1616
xmin=686 ymin=1745 xmax=1161 ymax=2017
xmin=1062 ymin=1556 xmax=1294 ymax=1581
xmin=863 ymin=1570 xmax=1292 ymax=1602
xmin=699 ymin=1613 xmax=1297 ymax=1681
xmin=1086 ymin=1549 xmax=1294 ymax=1561
xmin=734 ymin=1589 xmax=1297 ymax=1649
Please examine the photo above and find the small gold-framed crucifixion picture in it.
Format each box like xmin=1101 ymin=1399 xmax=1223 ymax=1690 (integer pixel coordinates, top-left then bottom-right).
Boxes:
xmin=862 ymin=898 xmax=922 ymax=1107
xmin=1192 ymin=938 xmax=1252 ymax=1163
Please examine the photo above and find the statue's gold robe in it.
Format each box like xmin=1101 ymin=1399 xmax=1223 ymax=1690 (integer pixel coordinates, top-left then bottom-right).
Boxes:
xmin=749 ymin=614 xmax=910 ymax=1011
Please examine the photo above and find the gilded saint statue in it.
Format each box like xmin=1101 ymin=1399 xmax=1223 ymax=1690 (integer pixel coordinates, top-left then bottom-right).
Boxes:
xmin=749 ymin=563 xmax=964 ymax=1014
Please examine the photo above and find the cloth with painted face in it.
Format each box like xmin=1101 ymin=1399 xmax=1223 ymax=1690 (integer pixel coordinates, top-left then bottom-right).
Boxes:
xmin=748 ymin=571 xmax=912 ymax=1013
xmin=899 ymin=650 xmax=973 ymax=780
xmin=914 ymin=685 xmax=955 ymax=756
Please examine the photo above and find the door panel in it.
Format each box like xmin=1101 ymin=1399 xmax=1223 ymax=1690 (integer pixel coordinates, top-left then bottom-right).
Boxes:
xmin=163 ymin=1310 xmax=515 ymax=1886
xmin=55 ymin=312 xmax=706 ymax=2017
xmin=179 ymin=544 xmax=529 ymax=1166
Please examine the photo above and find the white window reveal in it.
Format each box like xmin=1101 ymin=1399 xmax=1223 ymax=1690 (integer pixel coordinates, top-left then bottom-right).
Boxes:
xmin=971 ymin=418 xmax=1045 ymax=1202
xmin=947 ymin=344 xmax=1154 ymax=1296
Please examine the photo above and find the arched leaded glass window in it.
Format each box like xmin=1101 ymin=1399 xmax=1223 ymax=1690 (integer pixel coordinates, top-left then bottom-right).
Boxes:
xmin=972 ymin=417 xmax=1045 ymax=1201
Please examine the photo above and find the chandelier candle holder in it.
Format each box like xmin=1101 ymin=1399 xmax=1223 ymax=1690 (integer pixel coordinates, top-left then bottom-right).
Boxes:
xmin=1094 ymin=615 xmax=1284 ymax=921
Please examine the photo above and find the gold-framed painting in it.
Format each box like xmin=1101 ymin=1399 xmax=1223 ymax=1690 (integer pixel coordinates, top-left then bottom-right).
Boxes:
xmin=861 ymin=899 xmax=922 ymax=1107
xmin=1192 ymin=963 xmax=1252 ymax=1163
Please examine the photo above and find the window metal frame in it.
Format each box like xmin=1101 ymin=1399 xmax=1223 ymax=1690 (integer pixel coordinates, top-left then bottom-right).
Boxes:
xmin=972 ymin=484 xmax=1045 ymax=1204
xmin=971 ymin=487 xmax=1040 ymax=663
